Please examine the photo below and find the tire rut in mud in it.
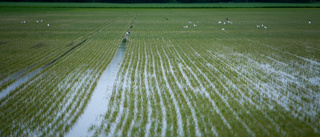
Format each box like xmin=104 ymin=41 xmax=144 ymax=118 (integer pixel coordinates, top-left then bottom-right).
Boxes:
xmin=43 ymin=38 xmax=87 ymax=68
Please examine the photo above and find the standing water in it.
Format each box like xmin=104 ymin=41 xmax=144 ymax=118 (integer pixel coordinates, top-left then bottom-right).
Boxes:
xmin=0 ymin=39 xmax=88 ymax=100
xmin=0 ymin=67 xmax=44 ymax=100
xmin=66 ymin=34 xmax=128 ymax=137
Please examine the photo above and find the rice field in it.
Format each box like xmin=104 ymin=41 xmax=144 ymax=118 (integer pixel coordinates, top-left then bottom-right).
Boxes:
xmin=0 ymin=6 xmax=320 ymax=136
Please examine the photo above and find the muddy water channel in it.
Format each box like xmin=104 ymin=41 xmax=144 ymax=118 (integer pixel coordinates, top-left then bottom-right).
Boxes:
xmin=66 ymin=36 xmax=128 ymax=137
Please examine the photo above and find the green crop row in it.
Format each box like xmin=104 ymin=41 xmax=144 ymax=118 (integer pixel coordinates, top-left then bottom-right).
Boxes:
xmin=92 ymin=8 xmax=320 ymax=136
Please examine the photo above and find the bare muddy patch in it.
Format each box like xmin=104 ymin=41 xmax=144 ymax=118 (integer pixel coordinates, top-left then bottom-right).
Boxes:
xmin=0 ymin=41 xmax=8 ymax=46
xmin=67 ymin=41 xmax=75 ymax=47
xmin=31 ymin=42 xmax=48 ymax=49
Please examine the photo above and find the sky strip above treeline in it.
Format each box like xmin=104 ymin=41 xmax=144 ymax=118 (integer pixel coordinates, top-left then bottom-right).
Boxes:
xmin=1 ymin=0 xmax=319 ymax=3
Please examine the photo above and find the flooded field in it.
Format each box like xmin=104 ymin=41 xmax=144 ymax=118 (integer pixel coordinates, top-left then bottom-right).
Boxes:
xmin=1 ymin=7 xmax=320 ymax=136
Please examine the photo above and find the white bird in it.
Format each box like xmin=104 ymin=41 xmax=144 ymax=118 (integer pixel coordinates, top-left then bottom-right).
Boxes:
xmin=41 ymin=20 xmax=43 ymax=22
xmin=222 ymin=28 xmax=225 ymax=31
xmin=36 ymin=20 xmax=39 ymax=23
xmin=264 ymin=26 xmax=267 ymax=29
xmin=228 ymin=21 xmax=231 ymax=23
xmin=47 ymin=24 xmax=50 ymax=27
xmin=257 ymin=25 xmax=260 ymax=28
xmin=193 ymin=24 xmax=197 ymax=27
xmin=23 ymin=21 xmax=26 ymax=23
xmin=223 ymin=22 xmax=226 ymax=25
xmin=189 ymin=21 xmax=192 ymax=24
xmin=183 ymin=25 xmax=188 ymax=29
xmin=126 ymin=32 xmax=129 ymax=35
xmin=262 ymin=24 xmax=264 ymax=27
xmin=308 ymin=21 xmax=311 ymax=24
xmin=218 ymin=21 xmax=221 ymax=24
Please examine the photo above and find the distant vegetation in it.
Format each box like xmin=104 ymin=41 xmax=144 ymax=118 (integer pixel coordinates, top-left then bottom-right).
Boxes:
xmin=0 ymin=0 xmax=319 ymax=3
xmin=1 ymin=2 xmax=320 ymax=8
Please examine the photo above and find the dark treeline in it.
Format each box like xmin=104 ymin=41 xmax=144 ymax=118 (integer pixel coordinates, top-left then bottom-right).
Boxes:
xmin=2 ymin=0 xmax=319 ymax=3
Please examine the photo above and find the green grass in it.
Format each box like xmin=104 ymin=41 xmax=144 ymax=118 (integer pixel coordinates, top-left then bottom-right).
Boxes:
xmin=0 ymin=5 xmax=320 ymax=137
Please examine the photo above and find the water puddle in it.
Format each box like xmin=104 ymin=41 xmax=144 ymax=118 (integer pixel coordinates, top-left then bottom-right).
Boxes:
xmin=0 ymin=64 xmax=36 ymax=87
xmin=66 ymin=36 xmax=128 ymax=137
xmin=0 ymin=39 xmax=88 ymax=100
xmin=0 ymin=67 xmax=44 ymax=99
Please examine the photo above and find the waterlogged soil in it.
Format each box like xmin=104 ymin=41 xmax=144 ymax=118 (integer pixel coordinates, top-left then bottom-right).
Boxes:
xmin=67 ymin=37 xmax=127 ymax=137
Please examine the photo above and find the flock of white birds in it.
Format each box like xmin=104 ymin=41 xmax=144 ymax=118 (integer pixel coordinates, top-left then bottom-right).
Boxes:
xmin=20 ymin=19 xmax=50 ymax=27
xmin=217 ymin=20 xmax=312 ymax=31
xmin=218 ymin=20 xmax=233 ymax=31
